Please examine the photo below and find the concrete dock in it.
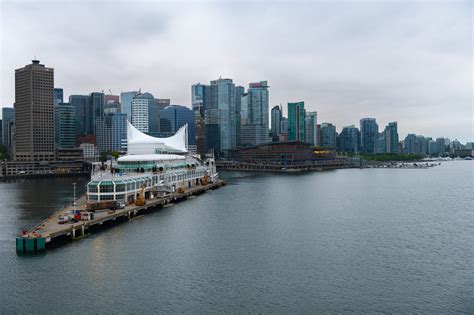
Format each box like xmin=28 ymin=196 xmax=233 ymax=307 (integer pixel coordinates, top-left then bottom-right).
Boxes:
xmin=16 ymin=179 xmax=225 ymax=253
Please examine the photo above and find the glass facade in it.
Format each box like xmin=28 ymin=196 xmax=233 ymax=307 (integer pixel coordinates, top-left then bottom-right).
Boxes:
xmin=69 ymin=95 xmax=89 ymax=136
xmin=90 ymin=92 xmax=105 ymax=134
xmin=55 ymin=103 xmax=76 ymax=148
xmin=288 ymin=102 xmax=305 ymax=141
xmin=305 ymin=111 xmax=317 ymax=145
xmin=338 ymin=125 xmax=360 ymax=152
xmin=53 ymin=88 xmax=63 ymax=106
xmin=2 ymin=107 xmax=15 ymax=154
xmin=96 ymin=112 xmax=127 ymax=153
xmin=159 ymin=105 xmax=195 ymax=146
xmin=120 ymin=91 xmax=138 ymax=121
xmin=320 ymin=122 xmax=336 ymax=148
xmin=384 ymin=122 xmax=399 ymax=153
xmin=360 ymin=118 xmax=379 ymax=154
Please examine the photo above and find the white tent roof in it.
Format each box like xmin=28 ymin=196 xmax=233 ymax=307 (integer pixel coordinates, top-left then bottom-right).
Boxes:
xmin=118 ymin=154 xmax=185 ymax=162
xmin=127 ymin=121 xmax=188 ymax=154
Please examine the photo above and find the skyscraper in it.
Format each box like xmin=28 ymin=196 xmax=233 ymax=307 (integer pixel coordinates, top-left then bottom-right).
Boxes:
xmin=192 ymin=84 xmax=206 ymax=118
xmin=337 ymin=125 xmax=360 ymax=153
xmin=403 ymin=134 xmax=417 ymax=154
xmin=69 ymin=95 xmax=89 ymax=137
xmin=320 ymin=122 xmax=336 ymax=147
xmin=240 ymin=81 xmax=270 ymax=146
xmin=53 ymin=88 xmax=63 ymax=106
xmin=288 ymin=102 xmax=305 ymax=141
xmin=120 ymin=91 xmax=138 ymax=121
xmin=55 ymin=103 xmax=76 ymax=148
xmin=384 ymin=122 xmax=399 ymax=153
xmin=131 ymin=92 xmax=157 ymax=134
xmin=305 ymin=111 xmax=317 ymax=145
xmin=2 ymin=107 xmax=15 ymax=154
xmin=90 ymin=92 xmax=105 ymax=134
xmin=15 ymin=60 xmax=55 ymax=161
xmin=360 ymin=118 xmax=378 ymax=154
xmin=96 ymin=112 xmax=127 ymax=153
xmin=271 ymin=105 xmax=282 ymax=141
xmin=211 ymin=78 xmax=236 ymax=154
xmin=436 ymin=138 xmax=446 ymax=156
xmin=159 ymin=105 xmax=195 ymax=147
xmin=235 ymin=85 xmax=245 ymax=147
xmin=155 ymin=99 xmax=170 ymax=110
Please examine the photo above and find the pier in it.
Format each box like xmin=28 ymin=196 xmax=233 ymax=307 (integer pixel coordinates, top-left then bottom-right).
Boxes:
xmin=16 ymin=179 xmax=225 ymax=253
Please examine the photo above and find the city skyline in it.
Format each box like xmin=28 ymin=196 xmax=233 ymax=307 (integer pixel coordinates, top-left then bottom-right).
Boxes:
xmin=0 ymin=1 xmax=472 ymax=142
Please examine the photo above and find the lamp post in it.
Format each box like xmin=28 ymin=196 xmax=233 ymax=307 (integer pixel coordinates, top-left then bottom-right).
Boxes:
xmin=73 ymin=182 xmax=77 ymax=211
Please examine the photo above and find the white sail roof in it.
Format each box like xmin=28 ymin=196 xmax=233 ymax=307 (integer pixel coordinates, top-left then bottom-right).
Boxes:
xmin=127 ymin=121 xmax=188 ymax=155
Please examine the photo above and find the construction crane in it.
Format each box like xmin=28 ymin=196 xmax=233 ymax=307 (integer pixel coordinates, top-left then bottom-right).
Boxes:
xmin=135 ymin=183 xmax=146 ymax=206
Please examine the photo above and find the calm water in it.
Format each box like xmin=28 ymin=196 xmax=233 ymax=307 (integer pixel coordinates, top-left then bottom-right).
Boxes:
xmin=0 ymin=162 xmax=473 ymax=313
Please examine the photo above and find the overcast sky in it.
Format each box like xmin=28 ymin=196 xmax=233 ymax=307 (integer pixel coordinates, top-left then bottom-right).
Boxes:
xmin=0 ymin=0 xmax=472 ymax=142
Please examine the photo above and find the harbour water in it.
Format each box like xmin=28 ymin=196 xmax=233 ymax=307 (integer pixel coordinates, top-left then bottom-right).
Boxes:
xmin=0 ymin=161 xmax=472 ymax=313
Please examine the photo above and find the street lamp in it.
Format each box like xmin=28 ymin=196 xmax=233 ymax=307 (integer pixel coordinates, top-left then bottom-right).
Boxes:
xmin=73 ymin=182 xmax=77 ymax=211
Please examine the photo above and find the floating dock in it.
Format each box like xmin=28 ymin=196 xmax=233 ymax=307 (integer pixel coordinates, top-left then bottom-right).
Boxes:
xmin=16 ymin=179 xmax=225 ymax=253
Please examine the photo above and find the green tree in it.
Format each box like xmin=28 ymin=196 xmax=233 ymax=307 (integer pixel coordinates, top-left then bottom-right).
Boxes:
xmin=0 ymin=144 xmax=10 ymax=160
xmin=99 ymin=151 xmax=108 ymax=162
xmin=111 ymin=151 xmax=120 ymax=159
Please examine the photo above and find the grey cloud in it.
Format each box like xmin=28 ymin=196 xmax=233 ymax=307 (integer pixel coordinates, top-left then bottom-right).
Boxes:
xmin=0 ymin=1 xmax=472 ymax=142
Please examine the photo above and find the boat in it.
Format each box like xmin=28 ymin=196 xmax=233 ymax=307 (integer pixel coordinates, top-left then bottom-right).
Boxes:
xmin=86 ymin=122 xmax=218 ymax=205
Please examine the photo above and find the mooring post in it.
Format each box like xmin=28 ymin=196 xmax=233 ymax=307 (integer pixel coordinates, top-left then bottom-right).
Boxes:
xmin=71 ymin=226 xmax=76 ymax=240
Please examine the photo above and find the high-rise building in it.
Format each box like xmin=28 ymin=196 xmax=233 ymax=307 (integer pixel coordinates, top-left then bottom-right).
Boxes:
xmin=148 ymin=101 xmax=160 ymax=137
xmin=54 ymin=103 xmax=76 ymax=148
xmin=0 ymin=119 xmax=2 ymax=146
xmin=240 ymin=93 xmax=249 ymax=125
xmin=280 ymin=117 xmax=288 ymax=142
xmin=436 ymin=138 xmax=446 ymax=156
xmin=316 ymin=124 xmax=323 ymax=146
xmin=159 ymin=105 xmax=195 ymax=147
xmin=211 ymin=78 xmax=236 ymax=154
xmin=192 ymin=84 xmax=206 ymax=118
xmin=105 ymin=95 xmax=120 ymax=112
xmin=89 ymin=92 xmax=105 ymax=134
xmin=105 ymin=100 xmax=120 ymax=113
xmin=155 ymin=99 xmax=171 ymax=110
xmin=54 ymin=88 xmax=63 ymax=106
xmin=403 ymin=134 xmax=417 ymax=154
xmin=305 ymin=111 xmax=317 ymax=145
xmin=2 ymin=107 xmax=15 ymax=154
xmin=240 ymin=81 xmax=270 ymax=146
xmin=271 ymin=105 xmax=283 ymax=141
xmin=95 ymin=112 xmax=127 ymax=153
xmin=120 ymin=91 xmax=138 ymax=121
xmin=105 ymin=94 xmax=120 ymax=104
xmin=288 ymin=102 xmax=305 ymax=141
xmin=235 ymin=85 xmax=245 ymax=147
xmin=69 ymin=95 xmax=89 ymax=137
xmin=376 ymin=132 xmax=386 ymax=153
xmin=131 ymin=92 xmax=158 ymax=134
xmin=428 ymin=140 xmax=438 ymax=155
xmin=247 ymin=82 xmax=269 ymax=127
xmin=360 ymin=118 xmax=378 ymax=154
xmin=195 ymin=111 xmax=205 ymax=154
xmin=320 ymin=122 xmax=336 ymax=148
xmin=15 ymin=60 xmax=55 ymax=161
xmin=338 ymin=125 xmax=360 ymax=152
xmin=384 ymin=122 xmax=399 ymax=153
